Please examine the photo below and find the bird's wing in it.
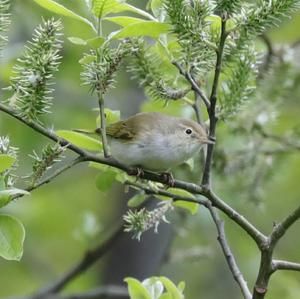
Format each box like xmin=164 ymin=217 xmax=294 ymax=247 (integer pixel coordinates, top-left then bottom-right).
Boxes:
xmin=106 ymin=120 xmax=136 ymax=140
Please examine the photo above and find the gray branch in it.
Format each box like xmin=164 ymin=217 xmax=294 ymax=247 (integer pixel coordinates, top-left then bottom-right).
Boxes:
xmin=271 ymin=259 xmax=300 ymax=273
xmin=206 ymin=203 xmax=252 ymax=299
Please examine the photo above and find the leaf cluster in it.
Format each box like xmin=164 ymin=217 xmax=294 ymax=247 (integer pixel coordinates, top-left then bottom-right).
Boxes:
xmin=165 ymin=0 xmax=216 ymax=75
xmin=219 ymin=47 xmax=258 ymax=118
xmin=30 ymin=143 xmax=65 ymax=187
xmin=81 ymin=43 xmax=126 ymax=95
xmin=7 ymin=18 xmax=63 ymax=122
xmin=127 ymin=39 xmax=190 ymax=102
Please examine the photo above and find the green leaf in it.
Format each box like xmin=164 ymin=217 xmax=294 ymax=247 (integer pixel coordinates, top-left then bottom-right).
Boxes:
xmin=68 ymin=36 xmax=104 ymax=48
xmin=33 ymin=0 xmax=95 ymax=31
xmin=128 ymin=193 xmax=146 ymax=208
xmin=0 ymin=215 xmax=25 ymax=261
xmin=150 ymin=0 xmax=164 ymax=18
xmin=79 ymin=54 xmax=97 ymax=64
xmin=159 ymin=277 xmax=184 ymax=299
xmin=177 ymin=281 xmax=185 ymax=293
xmin=104 ymin=16 xmax=146 ymax=27
xmin=68 ymin=37 xmax=87 ymax=45
xmin=110 ymin=21 xmax=171 ymax=39
xmin=0 ymin=188 xmax=29 ymax=208
xmin=205 ymin=15 xmax=221 ymax=33
xmin=143 ymin=277 xmax=164 ymax=299
xmin=95 ymin=170 xmax=116 ymax=192
xmin=89 ymin=161 xmax=109 ymax=171
xmin=92 ymin=0 xmax=125 ymax=18
xmin=96 ymin=108 xmax=120 ymax=127
xmin=56 ymin=130 xmax=102 ymax=152
xmin=92 ymin=0 xmax=155 ymax=20
xmin=0 ymin=154 xmax=16 ymax=173
xmin=158 ymin=294 xmax=172 ymax=299
xmin=125 ymin=277 xmax=152 ymax=299
xmin=86 ymin=36 xmax=105 ymax=48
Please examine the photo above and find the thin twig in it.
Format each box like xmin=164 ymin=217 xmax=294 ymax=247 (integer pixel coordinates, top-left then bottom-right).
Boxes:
xmin=97 ymin=92 xmax=110 ymax=158
xmin=201 ymin=17 xmax=227 ymax=187
xmin=127 ymin=182 xmax=252 ymax=299
xmin=258 ymin=34 xmax=275 ymax=78
xmin=270 ymin=203 xmax=300 ymax=247
xmin=31 ymin=224 xmax=124 ymax=299
xmin=206 ymin=203 xmax=252 ymax=299
xmin=271 ymin=259 xmax=300 ymax=273
xmin=12 ymin=157 xmax=84 ymax=200
xmin=193 ymin=91 xmax=203 ymax=125
xmin=6 ymin=286 xmax=128 ymax=299
xmin=172 ymin=61 xmax=210 ymax=109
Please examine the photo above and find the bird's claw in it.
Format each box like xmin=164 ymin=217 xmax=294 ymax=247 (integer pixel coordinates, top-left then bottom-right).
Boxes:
xmin=127 ymin=167 xmax=144 ymax=181
xmin=159 ymin=171 xmax=175 ymax=188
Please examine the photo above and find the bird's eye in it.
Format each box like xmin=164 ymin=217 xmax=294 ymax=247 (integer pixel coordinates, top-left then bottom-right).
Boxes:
xmin=185 ymin=128 xmax=192 ymax=135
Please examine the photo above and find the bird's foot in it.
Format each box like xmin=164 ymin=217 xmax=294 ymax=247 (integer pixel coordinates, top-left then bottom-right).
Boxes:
xmin=159 ymin=171 xmax=175 ymax=188
xmin=127 ymin=166 xmax=144 ymax=181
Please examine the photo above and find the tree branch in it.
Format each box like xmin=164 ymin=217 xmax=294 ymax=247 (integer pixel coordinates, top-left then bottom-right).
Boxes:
xmin=201 ymin=18 xmax=227 ymax=187
xmin=206 ymin=203 xmax=252 ymax=299
xmin=270 ymin=203 xmax=300 ymax=247
xmin=271 ymin=259 xmax=300 ymax=273
xmin=253 ymin=203 xmax=300 ymax=299
xmin=31 ymin=224 xmax=124 ymax=299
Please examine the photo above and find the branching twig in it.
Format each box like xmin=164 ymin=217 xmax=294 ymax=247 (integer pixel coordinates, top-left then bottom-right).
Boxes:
xmin=253 ymin=203 xmax=300 ymax=299
xmin=12 ymin=157 xmax=84 ymax=200
xmin=206 ymin=203 xmax=252 ymax=299
xmin=126 ymin=183 xmax=252 ymax=299
xmin=31 ymin=224 xmax=124 ymax=299
xmin=46 ymin=286 xmax=128 ymax=299
xmin=172 ymin=61 xmax=210 ymax=109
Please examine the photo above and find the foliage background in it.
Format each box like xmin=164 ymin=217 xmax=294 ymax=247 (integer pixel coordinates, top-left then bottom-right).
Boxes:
xmin=1 ymin=1 xmax=300 ymax=298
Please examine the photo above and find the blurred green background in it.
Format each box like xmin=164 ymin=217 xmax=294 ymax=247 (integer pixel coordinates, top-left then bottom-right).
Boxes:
xmin=1 ymin=1 xmax=300 ymax=298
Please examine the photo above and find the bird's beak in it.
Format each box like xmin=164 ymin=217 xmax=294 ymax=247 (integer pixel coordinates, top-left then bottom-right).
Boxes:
xmin=202 ymin=137 xmax=215 ymax=145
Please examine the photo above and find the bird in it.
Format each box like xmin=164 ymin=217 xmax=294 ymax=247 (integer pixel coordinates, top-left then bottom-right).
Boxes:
xmin=96 ymin=112 xmax=213 ymax=172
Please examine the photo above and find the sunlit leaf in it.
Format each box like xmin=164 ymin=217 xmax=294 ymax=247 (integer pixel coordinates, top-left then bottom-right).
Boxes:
xmin=0 ymin=188 xmax=30 ymax=208
xmin=0 ymin=215 xmax=25 ymax=261
xmin=56 ymin=130 xmax=102 ymax=152
xmin=79 ymin=54 xmax=97 ymax=64
xmin=150 ymin=0 xmax=164 ymax=18
xmin=159 ymin=277 xmax=184 ymax=299
xmin=127 ymin=193 xmax=146 ymax=208
xmin=96 ymin=108 xmax=120 ymax=127
xmin=92 ymin=0 xmax=155 ymax=20
xmin=143 ymin=277 xmax=164 ymax=299
xmin=86 ymin=36 xmax=105 ymax=48
xmin=125 ymin=277 xmax=152 ymax=299
xmin=33 ymin=0 xmax=95 ymax=30
xmin=104 ymin=16 xmax=145 ymax=27
xmin=68 ymin=37 xmax=87 ymax=45
xmin=109 ymin=21 xmax=171 ymax=39
xmin=95 ymin=170 xmax=116 ymax=192
xmin=0 ymin=154 xmax=16 ymax=173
